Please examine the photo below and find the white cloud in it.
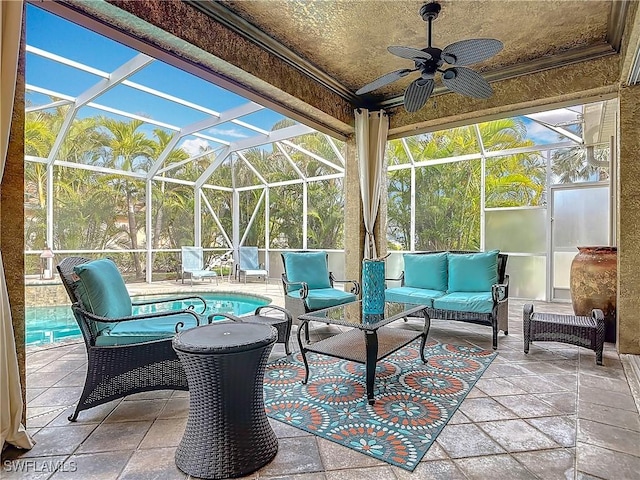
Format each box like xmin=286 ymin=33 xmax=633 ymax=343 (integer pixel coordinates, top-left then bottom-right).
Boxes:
xmin=523 ymin=119 xmax=562 ymax=143
xmin=181 ymin=138 xmax=211 ymax=156
xmin=209 ymin=128 xmax=250 ymax=139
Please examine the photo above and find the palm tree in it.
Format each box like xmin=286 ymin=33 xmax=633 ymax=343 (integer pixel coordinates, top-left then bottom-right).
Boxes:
xmin=24 ymin=111 xmax=55 ymax=254
xmin=148 ymin=129 xmax=191 ymax=270
xmin=98 ymin=118 xmax=155 ymax=278
xmin=485 ymin=152 xmax=546 ymax=207
xmin=551 ymin=146 xmax=608 ymax=183
xmin=25 ymin=107 xmax=108 ymax=252
xmin=386 ymin=118 xmax=543 ymax=250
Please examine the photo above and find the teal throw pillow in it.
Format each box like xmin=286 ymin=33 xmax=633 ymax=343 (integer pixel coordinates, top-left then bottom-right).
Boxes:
xmin=448 ymin=250 xmax=499 ymax=292
xmin=73 ymin=258 xmax=132 ymax=318
xmin=403 ymin=253 xmax=448 ymax=291
xmin=282 ymin=251 xmax=332 ymax=291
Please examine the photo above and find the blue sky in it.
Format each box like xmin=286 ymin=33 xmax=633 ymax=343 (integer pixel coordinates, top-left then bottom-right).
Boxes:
xmin=25 ymin=4 xmax=288 ymax=153
xmin=25 ymin=4 xmax=581 ymax=152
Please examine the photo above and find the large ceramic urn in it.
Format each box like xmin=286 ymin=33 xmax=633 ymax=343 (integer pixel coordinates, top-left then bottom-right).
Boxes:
xmin=569 ymin=246 xmax=617 ymax=342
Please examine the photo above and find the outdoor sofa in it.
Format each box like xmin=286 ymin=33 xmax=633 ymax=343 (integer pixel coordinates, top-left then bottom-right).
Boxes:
xmin=385 ymin=250 xmax=509 ymax=349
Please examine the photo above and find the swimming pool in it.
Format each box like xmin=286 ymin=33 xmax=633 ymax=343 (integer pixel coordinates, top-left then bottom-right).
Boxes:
xmin=26 ymin=292 xmax=271 ymax=346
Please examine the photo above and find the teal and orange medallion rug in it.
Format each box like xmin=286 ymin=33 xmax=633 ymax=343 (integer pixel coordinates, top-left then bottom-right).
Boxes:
xmin=264 ymin=339 xmax=496 ymax=471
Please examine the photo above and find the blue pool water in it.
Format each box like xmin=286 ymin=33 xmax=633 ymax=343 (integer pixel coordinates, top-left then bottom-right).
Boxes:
xmin=26 ymin=292 xmax=271 ymax=346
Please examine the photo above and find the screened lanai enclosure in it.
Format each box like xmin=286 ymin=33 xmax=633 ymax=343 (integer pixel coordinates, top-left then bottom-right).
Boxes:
xmin=24 ymin=4 xmax=615 ymax=302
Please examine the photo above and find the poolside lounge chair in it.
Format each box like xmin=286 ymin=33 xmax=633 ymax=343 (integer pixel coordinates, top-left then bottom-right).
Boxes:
xmin=281 ymin=250 xmax=360 ymax=342
xmin=57 ymin=256 xmax=212 ymax=421
xmin=237 ymin=246 xmax=268 ymax=283
xmin=181 ymin=246 xmax=218 ymax=285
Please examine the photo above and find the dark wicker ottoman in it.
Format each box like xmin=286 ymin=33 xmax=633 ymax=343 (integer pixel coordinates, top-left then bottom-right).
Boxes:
xmin=173 ymin=322 xmax=278 ymax=479
xmin=523 ymin=304 xmax=605 ymax=365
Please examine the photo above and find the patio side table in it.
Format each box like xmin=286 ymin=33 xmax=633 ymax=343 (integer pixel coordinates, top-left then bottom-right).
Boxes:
xmin=173 ymin=322 xmax=278 ymax=479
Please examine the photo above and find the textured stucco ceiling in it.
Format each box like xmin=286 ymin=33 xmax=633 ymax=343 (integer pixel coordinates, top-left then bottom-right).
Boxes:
xmin=40 ymin=0 xmax=633 ymax=137
xmin=219 ymin=0 xmax=613 ymax=100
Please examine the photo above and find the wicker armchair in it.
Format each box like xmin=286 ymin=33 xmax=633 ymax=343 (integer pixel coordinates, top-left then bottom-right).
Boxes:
xmin=280 ymin=251 xmax=360 ymax=342
xmin=57 ymin=256 xmax=209 ymax=421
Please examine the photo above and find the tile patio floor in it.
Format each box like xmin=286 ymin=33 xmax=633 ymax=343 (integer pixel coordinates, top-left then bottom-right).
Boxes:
xmin=3 ymin=278 xmax=640 ymax=479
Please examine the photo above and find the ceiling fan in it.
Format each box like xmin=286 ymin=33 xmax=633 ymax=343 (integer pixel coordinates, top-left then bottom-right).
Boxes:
xmin=356 ymin=1 xmax=503 ymax=112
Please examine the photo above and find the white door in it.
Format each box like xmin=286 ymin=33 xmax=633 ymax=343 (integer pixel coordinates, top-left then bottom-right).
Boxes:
xmin=549 ymin=183 xmax=610 ymax=301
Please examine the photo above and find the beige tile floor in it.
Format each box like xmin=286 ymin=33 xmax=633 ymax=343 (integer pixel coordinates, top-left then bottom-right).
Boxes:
xmin=3 ymin=278 xmax=640 ymax=479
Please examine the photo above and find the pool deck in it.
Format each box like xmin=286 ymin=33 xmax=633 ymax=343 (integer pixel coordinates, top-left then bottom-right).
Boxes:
xmin=6 ymin=278 xmax=640 ymax=479
xmin=126 ymin=276 xmax=286 ymax=307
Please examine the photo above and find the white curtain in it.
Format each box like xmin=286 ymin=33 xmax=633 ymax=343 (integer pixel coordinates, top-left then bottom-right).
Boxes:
xmin=356 ymin=109 xmax=389 ymax=259
xmin=1 ymin=0 xmax=33 ymax=451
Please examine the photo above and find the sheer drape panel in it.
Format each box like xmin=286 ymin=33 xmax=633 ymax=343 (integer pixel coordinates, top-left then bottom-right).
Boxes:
xmin=1 ymin=0 xmax=33 ymax=451
xmin=356 ymin=109 xmax=389 ymax=259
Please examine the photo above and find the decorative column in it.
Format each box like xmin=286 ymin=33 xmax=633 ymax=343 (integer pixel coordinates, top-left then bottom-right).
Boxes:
xmin=4 ymin=13 xmax=26 ymax=418
xmin=617 ymin=84 xmax=640 ymax=354
xmin=344 ymin=135 xmax=364 ymax=284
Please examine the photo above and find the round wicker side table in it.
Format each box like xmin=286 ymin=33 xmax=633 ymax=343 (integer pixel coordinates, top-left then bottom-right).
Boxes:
xmin=173 ymin=322 xmax=278 ymax=479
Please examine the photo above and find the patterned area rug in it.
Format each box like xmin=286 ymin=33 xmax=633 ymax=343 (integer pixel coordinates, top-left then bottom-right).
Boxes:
xmin=264 ymin=339 xmax=496 ymax=471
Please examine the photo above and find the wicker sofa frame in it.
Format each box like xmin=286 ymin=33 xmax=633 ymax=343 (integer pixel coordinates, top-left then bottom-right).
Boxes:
xmin=57 ymin=256 xmax=207 ymax=421
xmin=391 ymin=250 xmax=509 ymax=350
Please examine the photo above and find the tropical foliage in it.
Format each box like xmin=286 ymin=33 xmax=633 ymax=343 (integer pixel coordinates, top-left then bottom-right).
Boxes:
xmin=25 ymin=106 xmax=606 ymax=277
xmin=387 ymin=120 xmax=542 ymax=250
xmin=24 ymin=106 xmax=344 ymax=277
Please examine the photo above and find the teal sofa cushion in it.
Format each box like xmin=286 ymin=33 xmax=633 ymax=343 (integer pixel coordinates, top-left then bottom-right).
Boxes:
xmin=288 ymin=288 xmax=356 ymax=311
xmin=403 ymin=253 xmax=448 ymax=291
xmin=433 ymin=292 xmax=494 ymax=314
xmin=282 ymin=251 xmax=332 ymax=291
xmin=95 ymin=312 xmax=200 ymax=346
xmin=74 ymin=259 xmax=132 ymax=333
xmin=385 ymin=286 xmax=444 ymax=307
xmin=448 ymin=250 xmax=499 ymax=292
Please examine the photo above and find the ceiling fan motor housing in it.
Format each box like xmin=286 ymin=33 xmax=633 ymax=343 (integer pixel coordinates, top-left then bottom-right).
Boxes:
xmin=420 ymin=2 xmax=441 ymax=21
xmin=417 ymin=47 xmax=444 ymax=74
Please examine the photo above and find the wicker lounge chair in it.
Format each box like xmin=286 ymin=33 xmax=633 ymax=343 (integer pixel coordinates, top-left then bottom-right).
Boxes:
xmin=57 ymin=256 xmax=209 ymax=421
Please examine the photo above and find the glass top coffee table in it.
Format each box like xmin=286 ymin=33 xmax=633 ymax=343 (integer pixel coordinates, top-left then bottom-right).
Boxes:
xmin=297 ymin=301 xmax=431 ymax=405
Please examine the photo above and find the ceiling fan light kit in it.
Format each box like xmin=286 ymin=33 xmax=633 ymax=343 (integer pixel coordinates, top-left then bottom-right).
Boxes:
xmin=356 ymin=1 xmax=503 ymax=113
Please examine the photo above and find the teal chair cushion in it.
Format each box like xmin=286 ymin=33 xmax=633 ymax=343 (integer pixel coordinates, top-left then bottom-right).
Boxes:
xmin=287 ymin=288 xmax=356 ymax=311
xmin=448 ymin=250 xmax=499 ymax=292
xmin=385 ymin=286 xmax=444 ymax=307
xmin=74 ymin=259 xmax=132 ymax=333
xmin=403 ymin=253 xmax=448 ymax=291
xmin=95 ymin=312 xmax=200 ymax=346
xmin=282 ymin=251 xmax=332 ymax=291
xmin=433 ymin=292 xmax=494 ymax=314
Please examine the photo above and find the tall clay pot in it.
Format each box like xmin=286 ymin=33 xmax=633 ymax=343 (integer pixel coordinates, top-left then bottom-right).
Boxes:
xmin=569 ymin=246 xmax=617 ymax=342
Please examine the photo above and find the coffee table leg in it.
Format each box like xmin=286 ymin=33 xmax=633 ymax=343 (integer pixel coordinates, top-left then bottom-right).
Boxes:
xmin=297 ymin=321 xmax=310 ymax=384
xmin=365 ymin=331 xmax=378 ymax=405
xmin=419 ymin=310 xmax=431 ymax=363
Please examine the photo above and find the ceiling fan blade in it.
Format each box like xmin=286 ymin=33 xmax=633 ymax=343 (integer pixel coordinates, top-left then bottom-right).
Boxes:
xmin=442 ymin=67 xmax=493 ymax=99
xmin=442 ymin=39 xmax=503 ymax=66
xmin=404 ymin=79 xmax=434 ymax=112
xmin=388 ymin=45 xmax=432 ymax=61
xmin=356 ymin=68 xmax=415 ymax=95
